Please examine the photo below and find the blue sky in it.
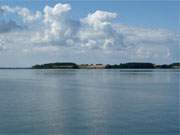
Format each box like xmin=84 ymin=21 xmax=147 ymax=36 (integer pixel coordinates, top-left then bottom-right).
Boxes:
xmin=2 ymin=0 xmax=179 ymax=31
xmin=0 ymin=0 xmax=179 ymax=66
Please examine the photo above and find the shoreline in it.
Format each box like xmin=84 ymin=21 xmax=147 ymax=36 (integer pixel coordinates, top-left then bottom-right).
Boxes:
xmin=0 ymin=68 xmax=179 ymax=70
xmin=0 ymin=62 xmax=180 ymax=69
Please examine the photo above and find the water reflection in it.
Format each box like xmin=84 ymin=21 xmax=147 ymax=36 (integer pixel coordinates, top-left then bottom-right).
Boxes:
xmin=0 ymin=69 xmax=179 ymax=134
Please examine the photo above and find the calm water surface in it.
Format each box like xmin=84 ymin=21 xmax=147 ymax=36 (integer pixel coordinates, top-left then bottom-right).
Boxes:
xmin=0 ymin=69 xmax=179 ymax=135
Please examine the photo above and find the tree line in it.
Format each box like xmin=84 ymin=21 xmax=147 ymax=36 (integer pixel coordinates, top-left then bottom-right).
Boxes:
xmin=32 ymin=62 xmax=180 ymax=69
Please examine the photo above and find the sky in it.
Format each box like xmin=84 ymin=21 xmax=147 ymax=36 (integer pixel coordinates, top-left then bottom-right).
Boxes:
xmin=0 ymin=0 xmax=179 ymax=67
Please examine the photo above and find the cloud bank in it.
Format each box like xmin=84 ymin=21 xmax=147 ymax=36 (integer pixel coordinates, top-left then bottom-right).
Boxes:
xmin=0 ymin=3 xmax=179 ymax=65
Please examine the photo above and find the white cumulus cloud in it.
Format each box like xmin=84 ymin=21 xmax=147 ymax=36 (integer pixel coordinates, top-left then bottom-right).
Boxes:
xmin=0 ymin=3 xmax=179 ymax=64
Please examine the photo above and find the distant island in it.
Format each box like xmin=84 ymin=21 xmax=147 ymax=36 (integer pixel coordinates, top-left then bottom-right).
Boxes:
xmin=32 ymin=63 xmax=79 ymax=69
xmin=31 ymin=62 xmax=180 ymax=69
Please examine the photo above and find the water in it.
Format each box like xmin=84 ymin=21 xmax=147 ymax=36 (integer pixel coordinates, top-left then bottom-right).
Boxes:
xmin=0 ymin=69 xmax=179 ymax=135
